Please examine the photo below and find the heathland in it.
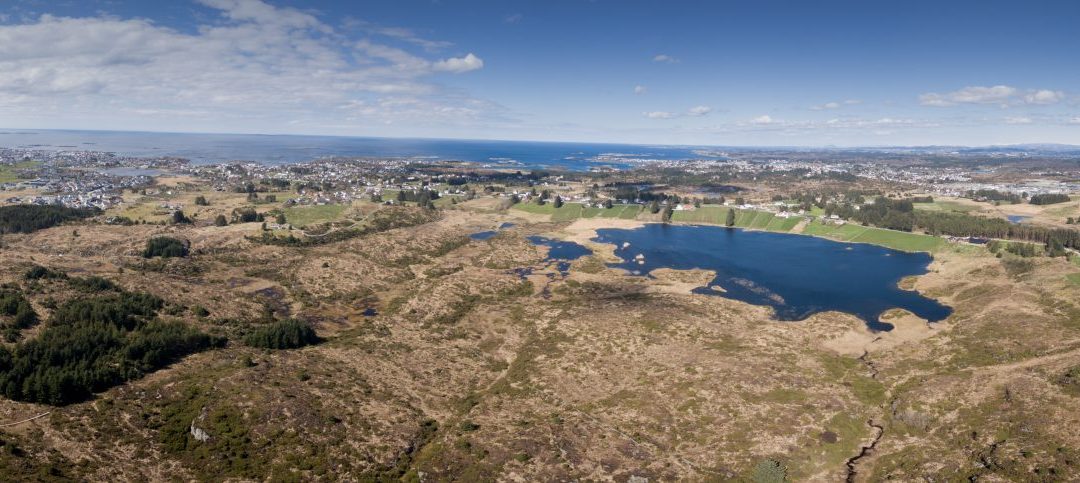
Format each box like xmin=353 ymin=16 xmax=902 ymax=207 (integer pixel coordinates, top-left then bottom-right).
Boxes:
xmin=0 ymin=165 xmax=1079 ymax=482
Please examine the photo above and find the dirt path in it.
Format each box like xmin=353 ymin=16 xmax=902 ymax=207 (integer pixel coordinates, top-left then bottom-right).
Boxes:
xmin=0 ymin=411 xmax=51 ymax=427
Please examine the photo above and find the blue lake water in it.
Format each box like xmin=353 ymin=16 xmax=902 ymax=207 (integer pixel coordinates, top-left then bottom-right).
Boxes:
xmin=469 ymin=222 xmax=518 ymax=240
xmin=0 ymin=129 xmax=717 ymax=171
xmin=526 ymin=235 xmax=592 ymax=273
xmin=1007 ymin=215 xmax=1030 ymax=224
xmin=100 ymin=167 xmax=163 ymax=177
xmin=592 ymin=224 xmax=951 ymax=331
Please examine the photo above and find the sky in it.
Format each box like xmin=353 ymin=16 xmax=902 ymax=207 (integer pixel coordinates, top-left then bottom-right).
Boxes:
xmin=0 ymin=0 xmax=1079 ymax=146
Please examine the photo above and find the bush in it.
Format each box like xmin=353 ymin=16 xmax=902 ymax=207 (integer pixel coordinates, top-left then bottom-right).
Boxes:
xmin=171 ymin=210 xmax=191 ymax=224
xmin=68 ymin=276 xmax=120 ymax=292
xmin=143 ymin=237 xmax=189 ymax=258
xmin=243 ymin=319 xmax=319 ymax=349
xmin=751 ymin=459 xmax=788 ymax=483
xmin=0 ymin=290 xmax=37 ymax=329
xmin=24 ymin=265 xmax=68 ymax=281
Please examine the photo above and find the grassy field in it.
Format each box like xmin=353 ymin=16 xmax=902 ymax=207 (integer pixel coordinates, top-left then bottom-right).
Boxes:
xmin=0 ymin=160 xmax=42 ymax=183
xmin=670 ymin=206 xmax=729 ymax=224
xmin=515 ymin=201 xmax=943 ymax=252
xmin=284 ymin=204 xmax=347 ymax=227
xmin=798 ymin=220 xmax=943 ymax=252
xmin=671 ymin=205 xmax=803 ymax=233
xmin=513 ymin=202 xmax=640 ymax=221
xmin=913 ymin=200 xmax=981 ymax=213
xmin=1067 ymin=273 xmax=1080 ymax=287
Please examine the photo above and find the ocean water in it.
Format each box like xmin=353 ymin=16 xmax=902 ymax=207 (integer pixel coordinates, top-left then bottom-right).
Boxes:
xmin=0 ymin=129 xmax=714 ymax=170
xmin=593 ymin=224 xmax=951 ymax=331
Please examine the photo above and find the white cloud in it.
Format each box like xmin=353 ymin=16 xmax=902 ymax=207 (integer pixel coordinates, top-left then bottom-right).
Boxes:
xmin=919 ymin=85 xmax=1066 ymax=107
xmin=1070 ymin=117 xmax=1080 ymax=124
xmin=644 ymin=111 xmax=674 ymax=119
xmin=652 ymin=54 xmax=678 ymax=63
xmin=811 ymin=99 xmax=861 ymax=110
xmin=1023 ymin=89 xmax=1065 ymax=105
xmin=0 ymin=0 xmax=492 ymax=132
xmin=432 ymin=53 xmax=484 ymax=73
xmin=643 ymin=106 xmax=711 ymax=119
xmin=504 ymin=13 xmax=523 ymax=24
xmin=687 ymin=105 xmax=712 ymax=116
xmin=633 ymin=85 xmax=647 ymax=95
xmin=919 ymin=85 xmax=1016 ymax=106
xmin=1005 ymin=116 xmax=1033 ymax=124
xmin=728 ymin=116 xmax=930 ymax=132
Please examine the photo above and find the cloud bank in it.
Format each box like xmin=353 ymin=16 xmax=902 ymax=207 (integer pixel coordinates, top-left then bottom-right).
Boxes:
xmin=919 ymin=85 xmax=1066 ymax=107
xmin=0 ymin=0 xmax=490 ymax=133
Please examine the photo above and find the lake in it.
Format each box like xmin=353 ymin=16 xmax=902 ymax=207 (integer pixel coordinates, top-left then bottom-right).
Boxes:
xmin=592 ymin=224 xmax=951 ymax=331
xmin=526 ymin=235 xmax=592 ymax=273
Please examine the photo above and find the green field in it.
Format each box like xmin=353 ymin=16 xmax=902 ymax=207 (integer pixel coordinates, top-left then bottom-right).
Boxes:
xmin=513 ymin=202 xmax=640 ymax=221
xmin=913 ymin=200 xmax=980 ymax=213
xmin=512 ymin=202 xmax=555 ymax=215
xmin=798 ymin=220 xmax=943 ymax=252
xmin=670 ymin=205 xmax=730 ymax=224
xmin=671 ymin=205 xmax=803 ymax=233
xmin=513 ymin=201 xmax=943 ymax=252
xmin=1067 ymin=273 xmax=1080 ymax=287
xmin=284 ymin=204 xmax=347 ymax=227
xmin=0 ymin=160 xmax=42 ymax=183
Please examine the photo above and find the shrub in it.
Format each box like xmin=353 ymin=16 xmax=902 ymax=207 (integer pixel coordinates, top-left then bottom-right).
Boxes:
xmin=171 ymin=210 xmax=191 ymax=224
xmin=751 ymin=459 xmax=788 ymax=483
xmin=68 ymin=276 xmax=119 ymax=292
xmin=144 ymin=237 xmax=189 ymax=258
xmin=243 ymin=319 xmax=319 ymax=349
xmin=23 ymin=265 xmax=68 ymax=281
xmin=0 ymin=290 xmax=37 ymax=330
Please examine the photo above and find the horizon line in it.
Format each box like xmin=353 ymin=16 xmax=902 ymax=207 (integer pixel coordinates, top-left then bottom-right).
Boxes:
xmin=1 ymin=126 xmax=1077 ymax=151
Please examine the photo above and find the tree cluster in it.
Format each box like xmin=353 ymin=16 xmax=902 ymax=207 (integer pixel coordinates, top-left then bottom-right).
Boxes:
xmin=0 ymin=205 xmax=100 ymax=234
xmin=1030 ymin=193 xmax=1072 ymax=205
xmin=0 ymin=289 xmax=38 ymax=341
xmin=232 ymin=208 xmax=264 ymax=223
xmin=0 ymin=291 xmax=222 ymax=405
xmin=968 ymin=189 xmax=1022 ymax=204
xmin=143 ymin=237 xmax=189 ymax=258
xmin=243 ymin=319 xmax=319 ymax=349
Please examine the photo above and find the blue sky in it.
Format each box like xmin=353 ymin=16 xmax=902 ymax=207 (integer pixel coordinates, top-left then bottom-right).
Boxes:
xmin=1 ymin=0 xmax=1078 ymax=146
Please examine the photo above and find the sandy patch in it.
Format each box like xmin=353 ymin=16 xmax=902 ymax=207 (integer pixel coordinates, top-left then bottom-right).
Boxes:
xmin=821 ymin=309 xmax=948 ymax=356
xmin=644 ymin=268 xmax=717 ymax=294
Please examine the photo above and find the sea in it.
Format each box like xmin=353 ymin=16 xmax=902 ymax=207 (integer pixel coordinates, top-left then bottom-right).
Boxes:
xmin=0 ymin=129 xmax=719 ymax=171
